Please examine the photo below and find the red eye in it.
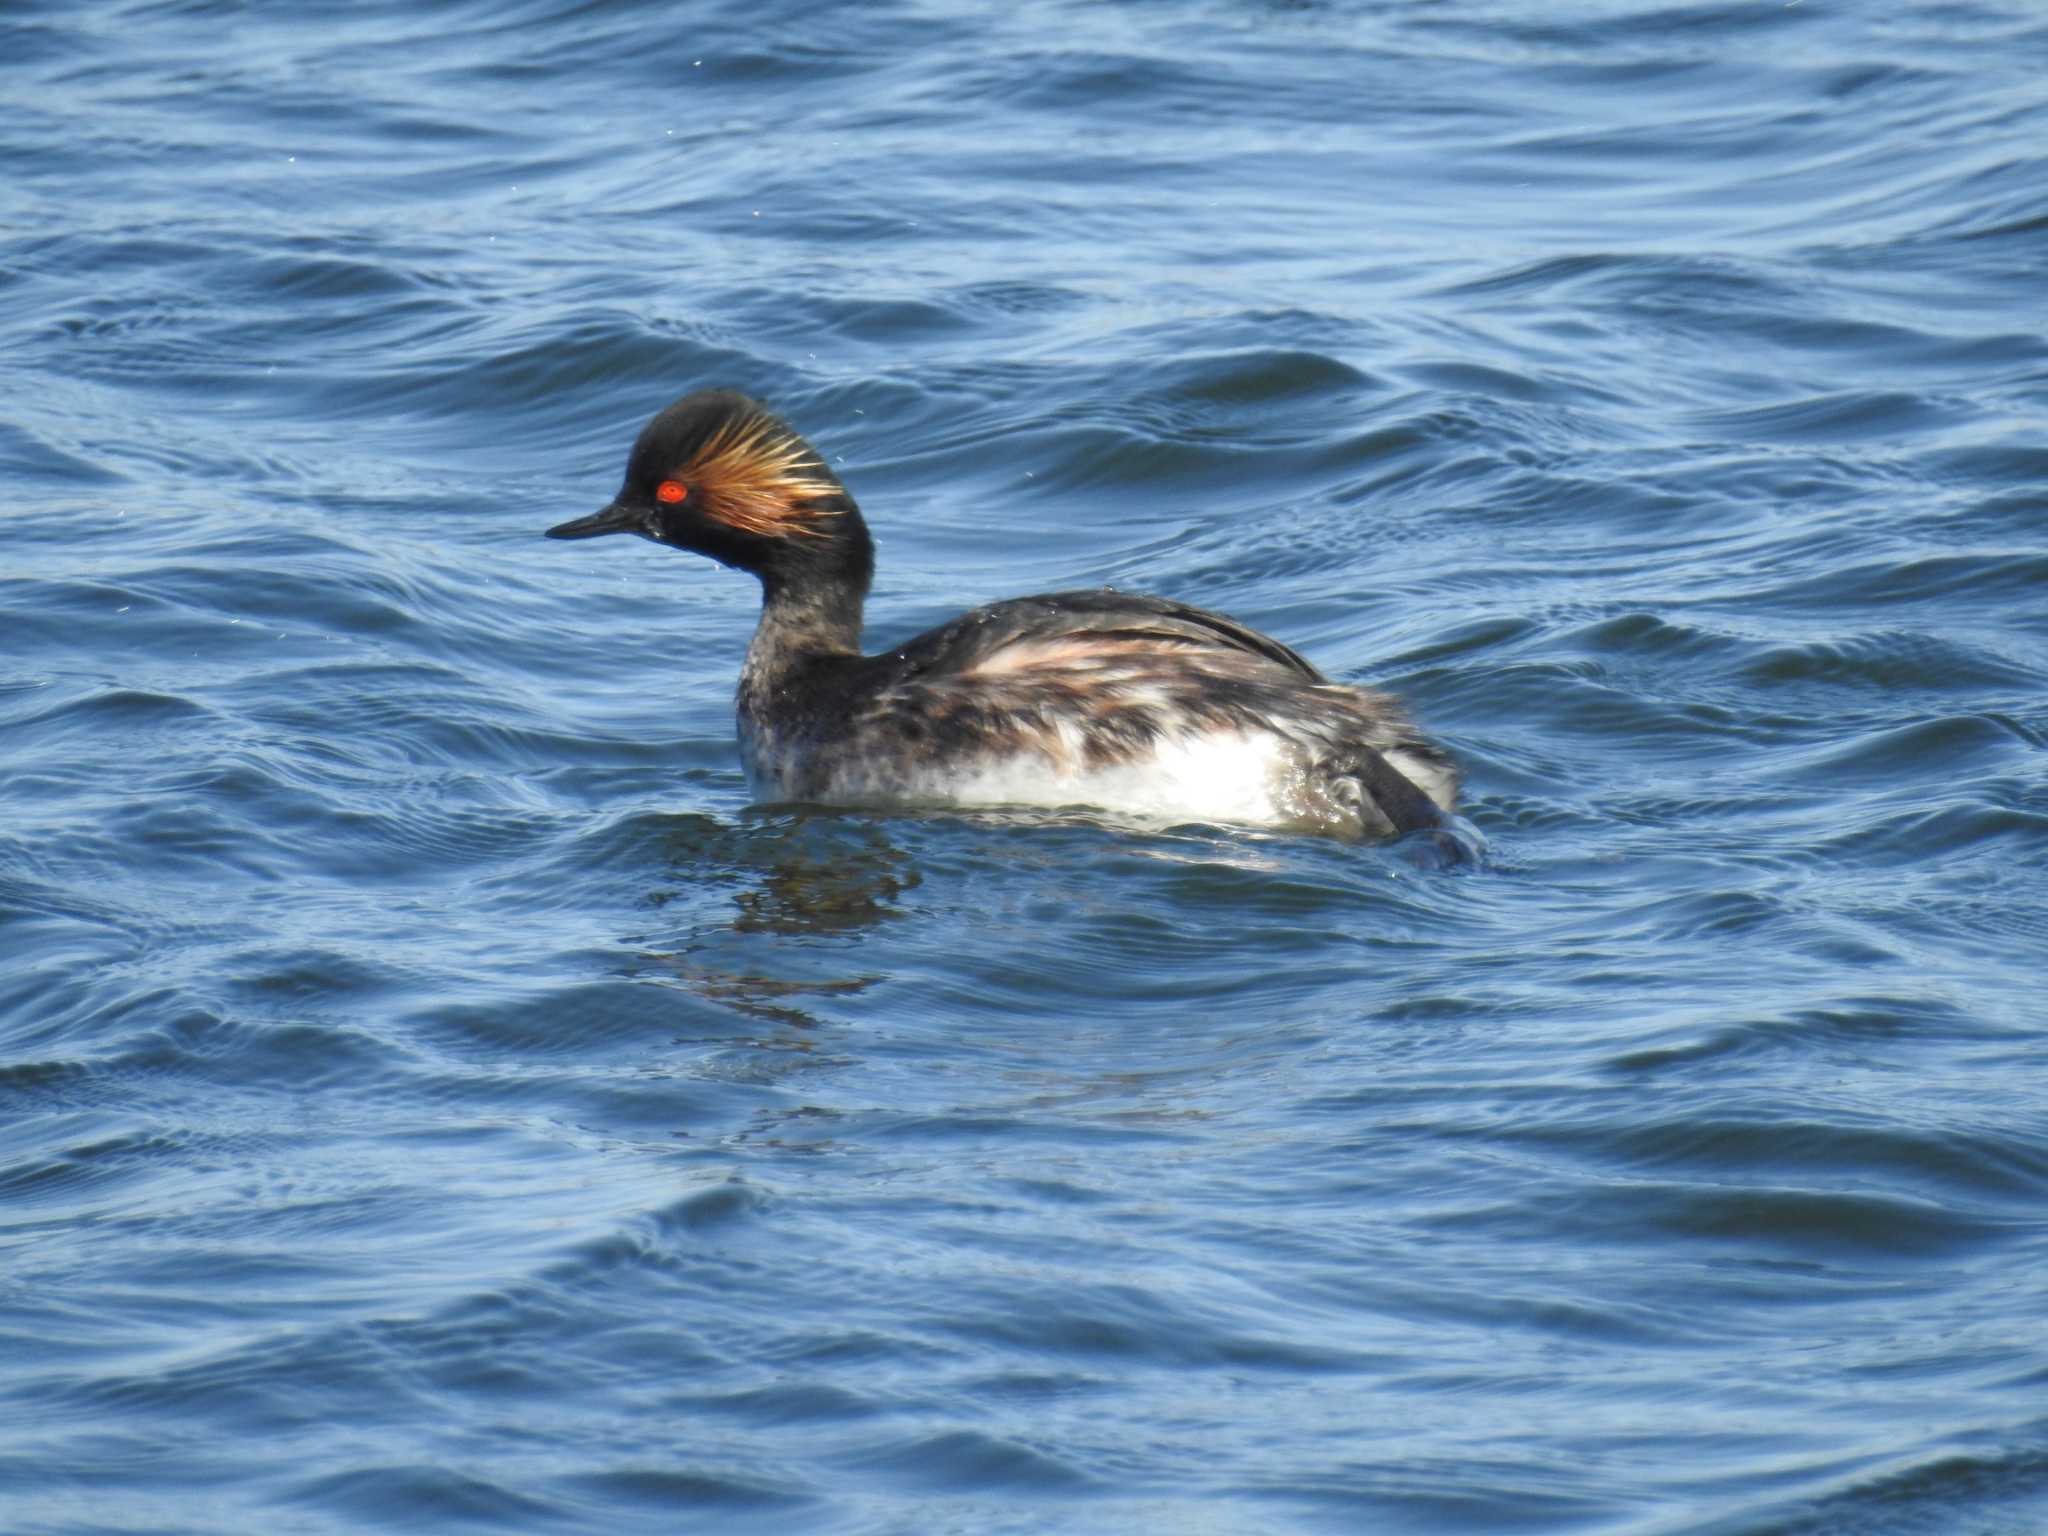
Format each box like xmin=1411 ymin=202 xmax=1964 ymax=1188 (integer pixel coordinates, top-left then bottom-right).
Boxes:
xmin=656 ymin=480 xmax=687 ymax=504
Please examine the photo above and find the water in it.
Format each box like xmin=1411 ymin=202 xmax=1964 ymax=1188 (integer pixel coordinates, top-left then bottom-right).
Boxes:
xmin=5 ymin=1 xmax=2047 ymax=1531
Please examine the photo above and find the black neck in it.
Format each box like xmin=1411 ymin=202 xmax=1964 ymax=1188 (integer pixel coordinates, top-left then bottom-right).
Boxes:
xmin=751 ymin=499 xmax=873 ymax=659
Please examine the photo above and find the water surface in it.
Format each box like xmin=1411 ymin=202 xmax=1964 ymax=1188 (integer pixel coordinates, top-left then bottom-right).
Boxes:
xmin=4 ymin=2 xmax=2048 ymax=1532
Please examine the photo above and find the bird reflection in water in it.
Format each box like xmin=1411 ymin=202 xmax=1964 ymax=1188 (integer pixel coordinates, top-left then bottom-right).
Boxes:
xmin=637 ymin=810 xmax=914 ymax=1030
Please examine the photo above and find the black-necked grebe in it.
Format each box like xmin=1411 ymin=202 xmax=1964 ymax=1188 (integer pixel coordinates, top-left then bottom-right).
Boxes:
xmin=547 ymin=389 xmax=1460 ymax=841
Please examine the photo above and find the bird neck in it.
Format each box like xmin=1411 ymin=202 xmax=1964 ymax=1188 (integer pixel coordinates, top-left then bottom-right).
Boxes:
xmin=738 ymin=508 xmax=873 ymax=714
xmin=754 ymin=570 xmax=866 ymax=660
xmin=758 ymin=498 xmax=871 ymax=646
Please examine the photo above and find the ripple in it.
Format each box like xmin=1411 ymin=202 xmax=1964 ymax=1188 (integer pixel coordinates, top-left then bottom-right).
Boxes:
xmin=1779 ymin=713 xmax=2030 ymax=789
xmin=286 ymin=1465 xmax=571 ymax=1528
xmin=1688 ymin=389 xmax=1974 ymax=445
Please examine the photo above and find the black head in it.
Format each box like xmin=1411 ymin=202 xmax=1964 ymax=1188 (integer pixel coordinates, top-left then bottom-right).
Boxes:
xmin=547 ymin=390 xmax=870 ymax=595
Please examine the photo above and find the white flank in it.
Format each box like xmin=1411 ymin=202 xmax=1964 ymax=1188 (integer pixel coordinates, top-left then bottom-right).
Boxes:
xmin=896 ymin=727 xmax=1305 ymax=829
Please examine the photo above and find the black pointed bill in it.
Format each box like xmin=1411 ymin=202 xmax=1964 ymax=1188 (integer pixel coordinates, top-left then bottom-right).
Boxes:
xmin=545 ymin=502 xmax=643 ymax=540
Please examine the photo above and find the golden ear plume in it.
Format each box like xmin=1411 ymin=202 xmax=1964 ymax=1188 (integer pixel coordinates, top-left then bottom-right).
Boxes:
xmin=688 ymin=416 xmax=841 ymax=539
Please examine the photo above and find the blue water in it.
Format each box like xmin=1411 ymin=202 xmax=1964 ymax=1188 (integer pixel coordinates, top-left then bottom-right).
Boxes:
xmin=5 ymin=2 xmax=2048 ymax=1531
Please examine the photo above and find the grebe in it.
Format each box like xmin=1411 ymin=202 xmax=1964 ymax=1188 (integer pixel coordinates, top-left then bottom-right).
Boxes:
xmin=547 ymin=389 xmax=1461 ymax=843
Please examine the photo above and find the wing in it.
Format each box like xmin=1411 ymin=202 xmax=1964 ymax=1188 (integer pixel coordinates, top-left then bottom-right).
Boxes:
xmin=873 ymin=588 xmax=1330 ymax=686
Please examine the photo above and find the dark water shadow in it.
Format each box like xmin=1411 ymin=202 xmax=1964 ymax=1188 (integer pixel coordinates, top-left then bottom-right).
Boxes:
xmin=627 ymin=810 xmax=916 ymax=1030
